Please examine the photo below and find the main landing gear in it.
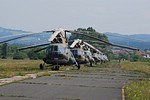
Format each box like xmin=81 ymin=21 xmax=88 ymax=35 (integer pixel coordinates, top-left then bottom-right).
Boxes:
xmin=39 ymin=63 xmax=60 ymax=71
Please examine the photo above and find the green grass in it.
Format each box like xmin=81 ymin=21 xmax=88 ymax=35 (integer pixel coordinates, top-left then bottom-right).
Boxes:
xmin=0 ymin=59 xmax=73 ymax=79
xmin=121 ymin=61 xmax=150 ymax=75
xmin=125 ymin=81 xmax=150 ymax=100
xmin=87 ymin=61 xmax=150 ymax=100
xmin=0 ymin=59 xmax=44 ymax=78
xmin=70 ymin=61 xmax=121 ymax=74
xmin=120 ymin=61 xmax=150 ymax=100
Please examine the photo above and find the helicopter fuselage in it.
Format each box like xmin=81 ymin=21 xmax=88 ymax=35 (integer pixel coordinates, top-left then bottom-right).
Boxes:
xmin=43 ymin=44 xmax=76 ymax=65
xmin=70 ymin=48 xmax=89 ymax=64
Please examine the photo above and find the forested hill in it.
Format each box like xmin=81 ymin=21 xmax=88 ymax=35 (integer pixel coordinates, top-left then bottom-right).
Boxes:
xmin=105 ymin=32 xmax=150 ymax=50
xmin=0 ymin=27 xmax=28 ymax=36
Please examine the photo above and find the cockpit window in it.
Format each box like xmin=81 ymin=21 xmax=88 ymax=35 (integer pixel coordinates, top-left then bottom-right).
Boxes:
xmin=46 ymin=46 xmax=58 ymax=53
xmin=71 ymin=50 xmax=78 ymax=55
xmin=58 ymin=47 xmax=65 ymax=53
xmin=53 ymin=46 xmax=58 ymax=51
xmin=46 ymin=45 xmax=66 ymax=54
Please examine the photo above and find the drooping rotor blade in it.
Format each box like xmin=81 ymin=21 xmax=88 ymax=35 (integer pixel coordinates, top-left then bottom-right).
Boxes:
xmin=0 ymin=32 xmax=29 ymax=39
xmin=83 ymin=40 xmax=106 ymax=45
xmin=84 ymin=40 xmax=138 ymax=50
xmin=44 ymin=30 xmax=55 ymax=33
xmin=90 ymin=40 xmax=139 ymax=51
xmin=0 ymin=34 xmax=33 ymax=44
xmin=104 ymin=33 xmax=148 ymax=42
xmin=69 ymin=31 xmax=139 ymax=51
xmin=83 ymin=40 xmax=109 ymax=51
xmin=34 ymin=46 xmax=48 ymax=53
xmin=17 ymin=42 xmax=51 ymax=51
xmin=74 ymin=30 xmax=148 ymax=42
xmin=0 ymin=31 xmax=54 ymax=44
xmin=110 ymin=43 xmax=139 ymax=50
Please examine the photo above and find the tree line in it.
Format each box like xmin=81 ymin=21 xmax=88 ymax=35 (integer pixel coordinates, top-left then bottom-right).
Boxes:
xmin=0 ymin=43 xmax=45 ymax=60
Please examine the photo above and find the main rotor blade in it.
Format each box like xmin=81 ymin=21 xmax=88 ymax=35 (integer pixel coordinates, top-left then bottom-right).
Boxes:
xmin=75 ymin=30 xmax=147 ymax=42
xmin=0 ymin=32 xmax=31 ymax=39
xmin=83 ymin=40 xmax=106 ymax=45
xmin=17 ymin=42 xmax=51 ymax=51
xmin=0 ymin=33 xmax=37 ymax=44
xmin=69 ymin=31 xmax=139 ymax=51
xmin=104 ymin=33 xmax=148 ymax=42
xmin=0 ymin=34 xmax=34 ymax=44
xmin=84 ymin=40 xmax=138 ymax=50
xmin=34 ymin=47 xmax=48 ymax=53
xmin=0 ymin=31 xmax=54 ymax=44
xmin=110 ymin=43 xmax=139 ymax=50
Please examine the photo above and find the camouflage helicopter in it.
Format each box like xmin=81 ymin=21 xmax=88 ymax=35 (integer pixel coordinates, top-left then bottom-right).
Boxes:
xmin=81 ymin=40 xmax=109 ymax=64
xmin=0 ymin=28 xmax=139 ymax=70
xmin=70 ymin=39 xmax=89 ymax=64
xmin=70 ymin=39 xmax=95 ymax=66
xmin=70 ymin=39 xmax=108 ymax=66
xmin=0 ymin=29 xmax=79 ymax=70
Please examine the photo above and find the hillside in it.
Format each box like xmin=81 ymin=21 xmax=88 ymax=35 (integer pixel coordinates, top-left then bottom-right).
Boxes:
xmin=105 ymin=32 xmax=150 ymax=50
xmin=0 ymin=27 xmax=51 ymax=45
xmin=0 ymin=27 xmax=28 ymax=36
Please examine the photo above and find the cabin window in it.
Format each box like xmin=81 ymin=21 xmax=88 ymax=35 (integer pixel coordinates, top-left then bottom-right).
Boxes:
xmin=71 ymin=50 xmax=78 ymax=55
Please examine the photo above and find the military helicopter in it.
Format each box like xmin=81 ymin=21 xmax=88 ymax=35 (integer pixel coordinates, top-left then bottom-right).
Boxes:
xmin=70 ymin=39 xmax=89 ymax=64
xmin=0 ymin=29 xmax=80 ymax=70
xmin=0 ymin=28 xmax=139 ymax=70
xmin=70 ymin=39 xmax=107 ymax=66
xmin=70 ymin=39 xmax=109 ymax=65
xmin=81 ymin=40 xmax=109 ymax=64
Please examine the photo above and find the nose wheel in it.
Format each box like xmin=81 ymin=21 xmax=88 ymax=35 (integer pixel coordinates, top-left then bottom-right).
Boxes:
xmin=40 ymin=63 xmax=45 ymax=70
xmin=40 ymin=63 xmax=60 ymax=70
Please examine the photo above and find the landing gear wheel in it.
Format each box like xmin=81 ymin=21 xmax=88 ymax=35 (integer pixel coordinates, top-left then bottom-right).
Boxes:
xmin=40 ymin=64 xmax=44 ymax=70
xmin=77 ymin=63 xmax=80 ymax=70
xmin=56 ymin=65 xmax=60 ymax=70
xmin=77 ymin=64 xmax=80 ymax=70
xmin=51 ymin=65 xmax=60 ymax=71
xmin=90 ymin=61 xmax=92 ymax=67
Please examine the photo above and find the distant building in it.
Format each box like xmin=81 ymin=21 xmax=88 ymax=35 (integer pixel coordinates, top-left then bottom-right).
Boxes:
xmin=111 ymin=49 xmax=132 ymax=55
xmin=143 ymin=50 xmax=150 ymax=58
xmin=135 ymin=50 xmax=146 ymax=56
xmin=112 ymin=49 xmax=150 ymax=59
xmin=146 ymin=50 xmax=150 ymax=54
xmin=136 ymin=50 xmax=150 ymax=59
xmin=143 ymin=54 xmax=150 ymax=58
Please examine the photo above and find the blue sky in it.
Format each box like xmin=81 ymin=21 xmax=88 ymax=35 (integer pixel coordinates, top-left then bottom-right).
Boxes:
xmin=0 ymin=0 xmax=150 ymax=34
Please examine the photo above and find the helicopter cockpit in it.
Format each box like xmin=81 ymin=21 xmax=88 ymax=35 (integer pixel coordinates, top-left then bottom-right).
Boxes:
xmin=43 ymin=45 xmax=69 ymax=65
xmin=70 ymin=49 xmax=83 ymax=58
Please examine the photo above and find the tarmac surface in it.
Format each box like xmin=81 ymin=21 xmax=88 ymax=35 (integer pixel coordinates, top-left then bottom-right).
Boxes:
xmin=0 ymin=67 xmax=149 ymax=100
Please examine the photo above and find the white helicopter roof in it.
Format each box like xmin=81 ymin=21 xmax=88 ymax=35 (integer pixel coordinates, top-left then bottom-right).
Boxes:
xmin=70 ymin=39 xmax=82 ymax=48
xmin=48 ymin=30 xmax=64 ymax=42
xmin=83 ymin=41 xmax=102 ymax=54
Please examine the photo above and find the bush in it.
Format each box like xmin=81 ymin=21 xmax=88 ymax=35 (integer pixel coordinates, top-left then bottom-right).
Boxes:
xmin=13 ymin=52 xmax=27 ymax=59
